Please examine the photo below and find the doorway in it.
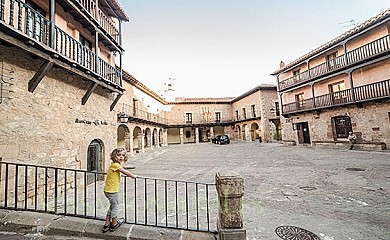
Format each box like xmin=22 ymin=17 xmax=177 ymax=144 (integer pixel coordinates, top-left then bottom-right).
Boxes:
xmin=87 ymin=139 xmax=104 ymax=184
xmin=297 ymin=122 xmax=311 ymax=144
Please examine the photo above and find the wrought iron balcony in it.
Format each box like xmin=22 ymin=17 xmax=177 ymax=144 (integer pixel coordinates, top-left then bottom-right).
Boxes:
xmin=0 ymin=0 xmax=121 ymax=87
xmin=278 ymin=35 xmax=390 ymax=91
xmin=282 ymin=78 xmax=390 ymax=115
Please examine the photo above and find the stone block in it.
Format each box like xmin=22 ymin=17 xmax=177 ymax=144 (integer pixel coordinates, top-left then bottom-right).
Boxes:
xmin=215 ymin=172 xmax=244 ymax=197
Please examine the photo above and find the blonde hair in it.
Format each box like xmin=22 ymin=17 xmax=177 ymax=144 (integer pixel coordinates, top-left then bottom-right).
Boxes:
xmin=110 ymin=148 xmax=129 ymax=163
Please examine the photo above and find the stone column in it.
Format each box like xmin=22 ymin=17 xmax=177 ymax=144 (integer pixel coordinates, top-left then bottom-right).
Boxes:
xmin=215 ymin=171 xmax=246 ymax=240
xmin=156 ymin=130 xmax=160 ymax=148
xmin=195 ymin=127 xmax=199 ymax=143
xmin=141 ymin=133 xmax=145 ymax=153
xmin=162 ymin=129 xmax=168 ymax=146
xmin=180 ymin=128 xmax=184 ymax=144
xmin=129 ymin=126 xmax=134 ymax=157
xmin=210 ymin=127 xmax=214 ymax=140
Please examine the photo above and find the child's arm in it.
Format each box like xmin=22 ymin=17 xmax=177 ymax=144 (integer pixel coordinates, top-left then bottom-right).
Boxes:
xmin=119 ymin=167 xmax=137 ymax=179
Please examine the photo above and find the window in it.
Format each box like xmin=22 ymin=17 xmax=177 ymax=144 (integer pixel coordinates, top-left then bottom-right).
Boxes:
xmin=132 ymin=99 xmax=137 ymax=116
xmin=26 ymin=0 xmax=47 ymax=44
xmin=293 ymin=69 xmax=300 ymax=81
xmin=295 ymin=93 xmax=305 ymax=108
xmin=185 ymin=113 xmax=192 ymax=124
xmin=251 ymin=105 xmax=256 ymax=117
xmin=242 ymin=108 xmax=246 ymax=119
xmin=329 ymin=81 xmax=346 ymax=101
xmin=275 ymin=102 xmax=280 ymax=116
xmin=215 ymin=112 xmax=221 ymax=123
xmin=333 ymin=116 xmax=352 ymax=138
xmin=327 ymin=52 xmax=338 ymax=70
xmin=79 ymin=34 xmax=92 ymax=50
xmin=236 ymin=110 xmax=239 ymax=120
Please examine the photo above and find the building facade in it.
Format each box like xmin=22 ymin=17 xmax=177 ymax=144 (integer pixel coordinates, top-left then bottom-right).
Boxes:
xmin=0 ymin=0 xmax=129 ymax=175
xmin=163 ymin=85 xmax=280 ymax=144
xmin=271 ymin=9 xmax=390 ymax=150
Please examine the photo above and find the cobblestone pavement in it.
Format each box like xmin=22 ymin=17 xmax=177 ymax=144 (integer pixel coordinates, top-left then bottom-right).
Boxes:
xmin=126 ymin=142 xmax=390 ymax=240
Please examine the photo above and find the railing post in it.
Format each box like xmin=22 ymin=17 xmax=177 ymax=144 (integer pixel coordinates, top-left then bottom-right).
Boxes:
xmin=215 ymin=171 xmax=246 ymax=240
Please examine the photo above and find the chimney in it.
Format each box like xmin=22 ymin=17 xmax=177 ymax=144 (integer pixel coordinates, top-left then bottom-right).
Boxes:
xmin=279 ymin=61 xmax=285 ymax=68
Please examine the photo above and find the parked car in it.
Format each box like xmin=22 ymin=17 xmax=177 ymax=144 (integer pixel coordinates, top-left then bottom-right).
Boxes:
xmin=213 ymin=135 xmax=230 ymax=145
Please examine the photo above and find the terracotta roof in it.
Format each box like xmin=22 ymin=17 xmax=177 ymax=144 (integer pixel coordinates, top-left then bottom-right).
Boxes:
xmin=106 ymin=0 xmax=130 ymax=21
xmin=271 ymin=8 xmax=390 ymax=75
xmin=231 ymin=84 xmax=277 ymax=103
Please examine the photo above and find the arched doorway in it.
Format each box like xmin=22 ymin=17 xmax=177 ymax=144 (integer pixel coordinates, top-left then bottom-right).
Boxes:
xmin=133 ymin=126 xmax=142 ymax=152
xmin=251 ymin=123 xmax=260 ymax=141
xmin=236 ymin=125 xmax=241 ymax=140
xmin=87 ymin=139 xmax=104 ymax=184
xmin=117 ymin=124 xmax=130 ymax=151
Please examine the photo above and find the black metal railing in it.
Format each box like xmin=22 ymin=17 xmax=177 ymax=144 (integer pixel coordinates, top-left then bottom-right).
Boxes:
xmin=282 ymin=78 xmax=390 ymax=114
xmin=0 ymin=0 xmax=121 ymax=87
xmin=278 ymin=35 xmax=390 ymax=90
xmin=0 ymin=162 xmax=218 ymax=232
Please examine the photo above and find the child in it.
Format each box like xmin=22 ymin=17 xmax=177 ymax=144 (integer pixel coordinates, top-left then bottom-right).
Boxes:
xmin=102 ymin=148 xmax=137 ymax=233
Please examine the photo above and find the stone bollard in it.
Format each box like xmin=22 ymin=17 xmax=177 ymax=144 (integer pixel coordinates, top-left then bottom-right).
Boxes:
xmin=216 ymin=171 xmax=246 ymax=240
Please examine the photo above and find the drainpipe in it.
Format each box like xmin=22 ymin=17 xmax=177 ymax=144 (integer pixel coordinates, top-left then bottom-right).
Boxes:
xmin=49 ymin=0 xmax=55 ymax=48
xmin=119 ymin=20 xmax=123 ymax=86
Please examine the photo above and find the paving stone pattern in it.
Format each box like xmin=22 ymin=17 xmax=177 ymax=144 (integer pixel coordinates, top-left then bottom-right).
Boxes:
xmin=126 ymin=142 xmax=390 ymax=240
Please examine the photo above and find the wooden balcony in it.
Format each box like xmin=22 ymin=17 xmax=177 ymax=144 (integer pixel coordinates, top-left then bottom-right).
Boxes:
xmin=278 ymin=35 xmax=390 ymax=91
xmin=0 ymin=0 xmax=121 ymax=88
xmin=117 ymin=103 xmax=168 ymax=126
xmin=68 ymin=0 xmax=120 ymax=44
xmin=282 ymin=78 xmax=390 ymax=115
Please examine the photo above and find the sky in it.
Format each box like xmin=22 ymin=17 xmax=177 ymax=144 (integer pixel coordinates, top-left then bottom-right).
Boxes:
xmin=118 ymin=0 xmax=389 ymax=98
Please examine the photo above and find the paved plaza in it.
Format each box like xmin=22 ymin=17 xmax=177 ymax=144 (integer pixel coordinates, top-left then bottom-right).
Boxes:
xmin=127 ymin=141 xmax=390 ymax=240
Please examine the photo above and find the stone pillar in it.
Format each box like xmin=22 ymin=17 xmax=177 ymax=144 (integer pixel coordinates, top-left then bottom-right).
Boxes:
xmin=180 ymin=128 xmax=184 ymax=144
xmin=210 ymin=127 xmax=214 ymax=140
xmin=215 ymin=171 xmax=246 ymax=240
xmin=162 ymin=129 xmax=168 ymax=146
xmin=141 ymin=133 xmax=145 ymax=153
xmin=129 ymin=134 xmax=134 ymax=157
xmin=195 ymin=127 xmax=199 ymax=143
xmin=156 ymin=130 xmax=160 ymax=148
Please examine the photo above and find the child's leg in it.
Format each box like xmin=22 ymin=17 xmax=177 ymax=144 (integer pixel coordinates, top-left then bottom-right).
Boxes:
xmin=104 ymin=192 xmax=118 ymax=225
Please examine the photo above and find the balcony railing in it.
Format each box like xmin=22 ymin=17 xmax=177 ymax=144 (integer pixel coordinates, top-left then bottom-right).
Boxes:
xmin=282 ymin=78 xmax=390 ymax=114
xmin=278 ymin=35 xmax=390 ymax=90
xmin=0 ymin=0 xmax=121 ymax=87
xmin=75 ymin=0 xmax=119 ymax=43
xmin=117 ymin=103 xmax=168 ymax=125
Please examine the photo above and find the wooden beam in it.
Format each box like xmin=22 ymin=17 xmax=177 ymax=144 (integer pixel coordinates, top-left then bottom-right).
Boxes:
xmin=82 ymin=82 xmax=98 ymax=105
xmin=28 ymin=60 xmax=54 ymax=93
xmin=110 ymin=93 xmax=123 ymax=111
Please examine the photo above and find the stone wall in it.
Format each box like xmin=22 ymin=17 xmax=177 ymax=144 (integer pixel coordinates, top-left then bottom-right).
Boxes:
xmin=0 ymin=45 xmax=117 ymax=170
xmin=281 ymin=101 xmax=390 ymax=149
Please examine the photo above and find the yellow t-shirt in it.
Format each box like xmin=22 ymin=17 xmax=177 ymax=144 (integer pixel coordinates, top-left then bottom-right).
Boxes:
xmin=104 ymin=162 xmax=122 ymax=193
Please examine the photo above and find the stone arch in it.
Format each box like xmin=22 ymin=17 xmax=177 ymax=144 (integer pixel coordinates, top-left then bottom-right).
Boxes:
xmin=152 ymin=128 xmax=158 ymax=147
xmin=87 ymin=139 xmax=104 ymax=184
xmin=117 ymin=124 xmax=130 ymax=151
xmin=145 ymin=127 xmax=152 ymax=148
xmin=251 ymin=122 xmax=260 ymax=141
xmin=133 ymin=126 xmax=142 ymax=151
xmin=235 ymin=125 xmax=241 ymax=140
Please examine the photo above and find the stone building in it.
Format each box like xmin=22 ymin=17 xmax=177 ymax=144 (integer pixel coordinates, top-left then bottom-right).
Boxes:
xmin=0 ymin=0 xmax=130 ymax=174
xmin=271 ymin=8 xmax=390 ymax=150
xmin=163 ymin=85 xmax=280 ymax=144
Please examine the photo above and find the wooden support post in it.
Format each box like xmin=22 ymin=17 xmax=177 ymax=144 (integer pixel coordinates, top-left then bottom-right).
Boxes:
xmin=28 ymin=60 xmax=53 ymax=93
xmin=81 ymin=82 xmax=98 ymax=105
xmin=110 ymin=93 xmax=123 ymax=111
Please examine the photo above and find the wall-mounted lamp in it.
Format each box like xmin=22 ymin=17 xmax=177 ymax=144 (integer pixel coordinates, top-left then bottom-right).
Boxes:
xmin=118 ymin=114 xmax=129 ymax=123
